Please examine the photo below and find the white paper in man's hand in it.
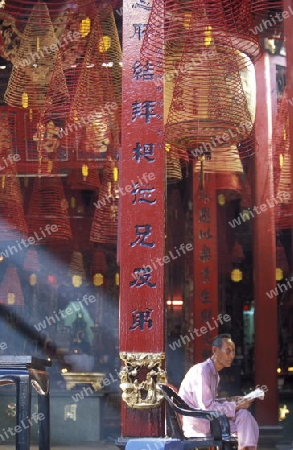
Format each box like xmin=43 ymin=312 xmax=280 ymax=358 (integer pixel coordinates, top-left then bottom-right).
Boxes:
xmin=242 ymin=387 xmax=265 ymax=401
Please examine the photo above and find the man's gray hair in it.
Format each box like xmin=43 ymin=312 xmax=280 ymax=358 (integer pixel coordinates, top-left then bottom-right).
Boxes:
xmin=212 ymin=334 xmax=232 ymax=348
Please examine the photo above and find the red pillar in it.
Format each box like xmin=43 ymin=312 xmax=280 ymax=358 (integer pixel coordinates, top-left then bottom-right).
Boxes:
xmin=118 ymin=0 xmax=165 ymax=438
xmin=193 ymin=170 xmax=219 ymax=362
xmin=283 ymin=0 xmax=293 ymax=229
xmin=253 ymin=53 xmax=278 ymax=425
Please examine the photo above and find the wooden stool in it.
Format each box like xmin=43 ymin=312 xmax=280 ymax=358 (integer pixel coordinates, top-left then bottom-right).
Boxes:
xmin=0 ymin=356 xmax=51 ymax=450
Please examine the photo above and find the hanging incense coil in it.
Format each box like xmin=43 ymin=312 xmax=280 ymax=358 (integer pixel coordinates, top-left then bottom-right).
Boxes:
xmin=90 ymin=155 xmax=118 ymax=244
xmin=26 ymin=175 xmax=72 ymax=241
xmin=0 ymin=170 xmax=28 ymax=240
xmin=4 ymin=3 xmax=60 ymax=110
xmin=99 ymin=5 xmax=122 ymax=115
xmin=141 ymin=0 xmax=262 ymax=74
xmin=193 ymin=145 xmax=243 ymax=173
xmin=166 ymin=143 xmax=189 ymax=184
xmin=0 ymin=266 xmax=24 ymax=306
xmin=67 ymin=168 xmax=101 ymax=190
xmin=68 ymin=250 xmax=86 ymax=279
xmin=23 ymin=248 xmax=40 ymax=272
xmin=231 ymin=241 xmax=244 ymax=265
xmin=67 ymin=14 xmax=120 ymax=153
xmin=164 ymin=46 xmax=255 ymax=155
xmin=0 ymin=109 xmax=19 ymax=175
xmin=90 ymin=250 xmax=107 ymax=276
xmin=273 ymin=89 xmax=289 ymax=197
xmin=273 ymin=88 xmax=291 ymax=230
xmin=0 ymin=0 xmax=97 ymax=31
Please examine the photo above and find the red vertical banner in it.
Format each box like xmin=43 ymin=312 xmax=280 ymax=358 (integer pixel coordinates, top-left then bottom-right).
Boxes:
xmin=193 ymin=169 xmax=219 ymax=362
xmin=118 ymin=0 xmax=165 ymax=438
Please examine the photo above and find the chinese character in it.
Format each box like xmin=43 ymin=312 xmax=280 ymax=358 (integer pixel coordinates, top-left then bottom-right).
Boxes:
xmin=132 ymin=0 xmax=152 ymax=10
xmin=199 ymin=289 xmax=211 ymax=303
xmin=132 ymin=61 xmax=155 ymax=81
xmin=199 ymin=190 xmax=212 ymax=203
xmin=130 ymin=267 xmax=156 ymax=288
xmin=199 ymin=245 xmax=211 ymax=262
xmin=130 ymin=24 xmax=147 ymax=41
xmin=129 ymin=308 xmax=154 ymax=331
xmin=200 ymin=308 xmax=212 ymax=323
xmin=64 ymin=404 xmax=77 ymax=421
xmin=199 ymin=207 xmax=211 ymax=223
xmin=199 ymin=228 xmax=213 ymax=239
xmin=130 ymin=224 xmax=155 ymax=247
xmin=201 ymin=267 xmax=210 ymax=283
xmin=132 ymin=101 xmax=156 ymax=123
xmin=131 ymin=183 xmax=156 ymax=205
xmin=132 ymin=142 xmax=155 ymax=163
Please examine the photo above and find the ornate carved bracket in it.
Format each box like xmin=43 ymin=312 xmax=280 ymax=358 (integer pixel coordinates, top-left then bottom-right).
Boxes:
xmin=119 ymin=352 xmax=167 ymax=409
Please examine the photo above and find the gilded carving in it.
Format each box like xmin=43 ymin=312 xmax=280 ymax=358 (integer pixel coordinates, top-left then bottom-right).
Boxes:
xmin=119 ymin=352 xmax=167 ymax=409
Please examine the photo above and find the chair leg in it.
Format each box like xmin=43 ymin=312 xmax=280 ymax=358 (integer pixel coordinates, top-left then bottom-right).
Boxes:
xmin=15 ymin=375 xmax=31 ymax=450
xmin=38 ymin=393 xmax=50 ymax=450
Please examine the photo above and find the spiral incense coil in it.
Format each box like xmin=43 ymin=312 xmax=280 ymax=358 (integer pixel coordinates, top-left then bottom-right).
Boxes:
xmin=141 ymin=0 xmax=262 ymax=74
xmin=90 ymin=155 xmax=118 ymax=244
xmin=164 ymin=46 xmax=254 ymax=154
xmin=26 ymin=175 xmax=72 ymax=240
xmin=0 ymin=266 xmax=24 ymax=306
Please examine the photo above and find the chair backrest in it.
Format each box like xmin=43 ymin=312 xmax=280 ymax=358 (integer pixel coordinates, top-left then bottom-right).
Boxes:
xmin=157 ymin=383 xmax=233 ymax=444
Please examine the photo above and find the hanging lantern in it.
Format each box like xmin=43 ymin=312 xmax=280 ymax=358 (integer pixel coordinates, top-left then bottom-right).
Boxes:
xmin=113 ymin=166 xmax=118 ymax=182
xmin=47 ymin=275 xmax=56 ymax=284
xmin=80 ymin=17 xmax=91 ymax=37
xmin=22 ymin=93 xmax=29 ymax=108
xmin=93 ymin=273 xmax=104 ymax=286
xmin=276 ymin=268 xmax=284 ymax=281
xmin=72 ymin=274 xmax=83 ymax=288
xmin=218 ymin=194 xmax=226 ymax=206
xmin=115 ymin=272 xmax=120 ymax=286
xmin=82 ymin=164 xmax=89 ymax=179
xmin=7 ymin=293 xmax=16 ymax=305
xmin=231 ymin=268 xmax=243 ymax=282
xmin=98 ymin=35 xmax=111 ymax=53
xmin=29 ymin=273 xmax=38 ymax=286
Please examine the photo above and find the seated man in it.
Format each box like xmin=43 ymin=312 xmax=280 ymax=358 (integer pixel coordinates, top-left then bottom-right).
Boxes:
xmin=178 ymin=333 xmax=259 ymax=450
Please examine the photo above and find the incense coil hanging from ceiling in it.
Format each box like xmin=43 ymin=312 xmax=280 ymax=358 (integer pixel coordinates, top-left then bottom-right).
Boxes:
xmin=35 ymin=52 xmax=70 ymax=175
xmin=0 ymin=110 xmax=27 ymax=240
xmin=67 ymin=13 xmax=120 ymax=157
xmin=273 ymin=89 xmax=291 ymax=230
xmin=4 ymin=2 xmax=60 ymax=111
xmin=90 ymin=154 xmax=118 ymax=245
xmin=99 ymin=5 xmax=122 ymax=119
xmin=140 ymin=0 xmax=262 ymax=74
xmin=26 ymin=175 xmax=72 ymax=241
xmin=273 ymin=88 xmax=289 ymax=197
xmin=164 ymin=44 xmax=255 ymax=156
xmin=67 ymin=167 xmax=101 ymax=190
xmin=0 ymin=266 xmax=24 ymax=306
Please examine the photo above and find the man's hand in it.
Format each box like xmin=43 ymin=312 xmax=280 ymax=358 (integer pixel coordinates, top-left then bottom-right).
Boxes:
xmin=235 ymin=397 xmax=254 ymax=410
